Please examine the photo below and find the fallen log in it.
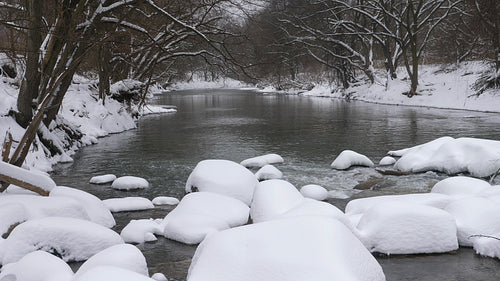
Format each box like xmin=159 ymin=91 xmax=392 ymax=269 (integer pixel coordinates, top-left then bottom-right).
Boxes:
xmin=0 ymin=161 xmax=55 ymax=196
xmin=375 ymin=168 xmax=412 ymax=176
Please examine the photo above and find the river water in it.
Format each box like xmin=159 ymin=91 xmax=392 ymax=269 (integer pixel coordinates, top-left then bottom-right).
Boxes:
xmin=51 ymin=89 xmax=500 ymax=280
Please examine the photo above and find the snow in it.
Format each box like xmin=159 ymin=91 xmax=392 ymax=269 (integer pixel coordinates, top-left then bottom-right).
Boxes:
xmin=185 ymin=159 xmax=258 ymax=205
xmin=90 ymin=174 xmax=117 ymax=184
xmin=331 ymin=150 xmax=374 ymax=170
xmin=240 ymin=153 xmax=284 ymax=168
xmin=443 ymin=197 xmax=500 ymax=247
xmin=391 ymin=137 xmax=500 ymax=178
xmin=0 ymin=203 xmax=27 ymax=237
xmin=1 ymin=217 xmax=123 ymax=264
xmin=356 ymin=201 xmax=458 ymax=254
xmin=431 ymin=176 xmax=491 ymax=197
xmin=250 ymin=179 xmax=304 ymax=223
xmin=74 ymin=244 xmax=148 ymax=278
xmin=103 ymin=197 xmax=154 ymax=212
xmin=170 ymin=74 xmax=249 ymax=90
xmin=120 ymin=219 xmax=163 ymax=244
xmin=0 ymin=194 xmax=90 ymax=221
xmin=73 ymin=266 xmax=155 ymax=281
xmin=49 ymin=186 xmax=115 ymax=228
xmin=111 ymin=176 xmax=149 ymax=190
xmin=472 ymin=234 xmax=500 ymax=259
xmin=379 ymin=156 xmax=396 ymax=166
xmin=162 ymin=192 xmax=249 ymax=245
xmin=151 ymin=273 xmax=168 ymax=281
xmin=187 ymin=217 xmax=385 ymax=281
xmin=254 ymin=164 xmax=283 ymax=181
xmin=0 ymin=161 xmax=56 ymax=193
xmin=0 ymin=251 xmax=73 ymax=281
xmin=299 ymin=184 xmax=328 ymax=201
xmin=152 ymin=196 xmax=179 ymax=205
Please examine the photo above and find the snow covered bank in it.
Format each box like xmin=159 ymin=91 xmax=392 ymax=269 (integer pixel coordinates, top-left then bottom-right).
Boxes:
xmin=298 ymin=62 xmax=500 ymax=113
xmin=169 ymin=73 xmax=250 ymax=90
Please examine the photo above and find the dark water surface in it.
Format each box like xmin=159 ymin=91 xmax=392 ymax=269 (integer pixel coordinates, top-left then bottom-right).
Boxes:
xmin=53 ymin=89 xmax=500 ymax=280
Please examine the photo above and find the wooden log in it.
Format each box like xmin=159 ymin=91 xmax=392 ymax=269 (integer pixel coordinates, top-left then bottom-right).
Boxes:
xmin=2 ymin=131 xmax=13 ymax=162
xmin=375 ymin=168 xmax=412 ymax=176
xmin=0 ymin=172 xmax=49 ymax=196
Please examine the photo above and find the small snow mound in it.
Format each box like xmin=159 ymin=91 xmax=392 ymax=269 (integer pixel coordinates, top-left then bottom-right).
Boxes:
xmin=299 ymin=184 xmax=328 ymax=201
xmin=162 ymin=192 xmax=249 ymax=244
xmin=111 ymin=176 xmax=149 ymax=190
xmin=187 ymin=217 xmax=385 ymax=281
xmin=74 ymin=266 xmax=155 ymax=281
xmin=75 ymin=244 xmax=148 ymax=278
xmin=0 ymin=251 xmax=73 ymax=281
xmin=0 ymin=203 xmax=27 ymax=237
xmin=103 ymin=197 xmax=154 ymax=212
xmin=431 ymin=176 xmax=490 ymax=197
xmin=240 ymin=153 xmax=284 ymax=168
xmin=152 ymin=196 xmax=179 ymax=206
xmin=250 ymin=179 xmax=304 ymax=223
xmin=331 ymin=150 xmax=374 ymax=170
xmin=379 ymin=156 xmax=396 ymax=166
xmin=255 ymin=164 xmax=283 ymax=181
xmin=444 ymin=197 xmax=500 ymax=246
xmin=151 ymin=273 xmax=168 ymax=281
xmin=90 ymin=174 xmax=117 ymax=184
xmin=357 ymin=201 xmax=458 ymax=254
xmin=121 ymin=219 xmax=163 ymax=244
xmin=1 ymin=217 xmax=123 ymax=264
xmin=185 ymin=159 xmax=258 ymax=205
xmin=472 ymin=234 xmax=500 ymax=259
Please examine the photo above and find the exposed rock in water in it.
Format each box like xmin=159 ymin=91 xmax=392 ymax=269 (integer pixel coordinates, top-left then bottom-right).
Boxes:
xmin=354 ymin=178 xmax=386 ymax=190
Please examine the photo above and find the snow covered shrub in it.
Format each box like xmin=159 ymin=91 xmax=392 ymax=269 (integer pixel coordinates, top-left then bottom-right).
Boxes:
xmin=473 ymin=68 xmax=500 ymax=95
xmin=110 ymin=80 xmax=146 ymax=103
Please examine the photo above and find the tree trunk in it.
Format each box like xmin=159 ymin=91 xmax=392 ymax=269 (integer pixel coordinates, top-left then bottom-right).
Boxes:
xmin=16 ymin=0 xmax=42 ymax=128
xmin=98 ymin=45 xmax=110 ymax=105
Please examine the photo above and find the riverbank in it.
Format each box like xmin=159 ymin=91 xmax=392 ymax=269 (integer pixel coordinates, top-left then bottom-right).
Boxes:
xmin=0 ymin=75 xmax=176 ymax=172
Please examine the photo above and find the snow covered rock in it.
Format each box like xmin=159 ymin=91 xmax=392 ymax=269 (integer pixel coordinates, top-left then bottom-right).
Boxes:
xmin=379 ymin=156 xmax=396 ymax=166
xmin=162 ymin=192 xmax=250 ymax=244
xmin=152 ymin=196 xmax=179 ymax=206
xmin=0 ymin=251 xmax=73 ymax=281
xmin=331 ymin=150 xmax=374 ymax=170
xmin=74 ymin=244 xmax=148 ymax=278
xmin=103 ymin=197 xmax=154 ymax=212
xmin=357 ymin=201 xmax=458 ymax=254
xmin=443 ymin=197 xmax=500 ymax=246
xmin=111 ymin=176 xmax=149 ymax=190
xmin=299 ymin=184 xmax=328 ymax=201
xmin=254 ymin=164 xmax=283 ymax=181
xmin=345 ymin=193 xmax=453 ymax=215
xmin=0 ymin=194 xmax=90 ymax=221
xmin=50 ymin=186 xmax=115 ymax=228
xmin=74 ymin=266 xmax=155 ymax=281
xmin=151 ymin=273 xmax=168 ymax=281
xmin=392 ymin=137 xmax=500 ymax=177
xmin=0 ymin=203 xmax=27 ymax=237
xmin=431 ymin=176 xmax=490 ymax=197
xmin=1 ymin=217 xmax=123 ymax=264
xmin=90 ymin=174 xmax=117 ymax=184
xmin=472 ymin=234 xmax=500 ymax=259
xmin=187 ymin=217 xmax=385 ymax=281
xmin=0 ymin=161 xmax=56 ymax=194
xmin=185 ymin=159 xmax=258 ymax=205
xmin=240 ymin=153 xmax=284 ymax=168
xmin=121 ymin=219 xmax=163 ymax=244
xmin=250 ymin=179 xmax=304 ymax=223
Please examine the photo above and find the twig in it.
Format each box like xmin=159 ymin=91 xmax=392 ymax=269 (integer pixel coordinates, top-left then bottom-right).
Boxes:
xmin=469 ymin=234 xmax=500 ymax=241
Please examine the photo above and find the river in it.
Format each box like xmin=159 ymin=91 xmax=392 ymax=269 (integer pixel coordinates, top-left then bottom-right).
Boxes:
xmin=51 ymin=89 xmax=500 ymax=280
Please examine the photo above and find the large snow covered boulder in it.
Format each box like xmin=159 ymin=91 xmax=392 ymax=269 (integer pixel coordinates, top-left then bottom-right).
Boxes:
xmin=1 ymin=217 xmax=123 ymax=264
xmin=250 ymin=179 xmax=304 ymax=223
xmin=443 ymin=197 xmax=500 ymax=246
xmin=187 ymin=217 xmax=385 ymax=281
xmin=185 ymin=159 xmax=258 ymax=205
xmin=240 ymin=153 xmax=284 ymax=168
xmin=0 ymin=203 xmax=27 ymax=237
xmin=121 ymin=219 xmax=163 ymax=244
xmin=103 ymin=197 xmax=154 ymax=212
xmin=74 ymin=266 xmax=155 ymax=281
xmin=162 ymin=192 xmax=250 ymax=244
xmin=357 ymin=201 xmax=458 ymax=254
xmin=90 ymin=174 xmax=117 ymax=184
xmin=299 ymin=184 xmax=328 ymax=201
xmin=0 ymin=251 xmax=73 ymax=281
xmin=391 ymin=137 xmax=500 ymax=177
xmin=345 ymin=193 xmax=453 ymax=215
xmin=111 ymin=176 xmax=149 ymax=190
xmin=50 ymin=186 xmax=115 ymax=228
xmin=74 ymin=244 xmax=148 ymax=278
xmin=254 ymin=164 xmax=283 ymax=181
xmin=431 ymin=176 xmax=490 ymax=197
xmin=0 ymin=161 xmax=56 ymax=195
xmin=331 ymin=150 xmax=374 ymax=170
